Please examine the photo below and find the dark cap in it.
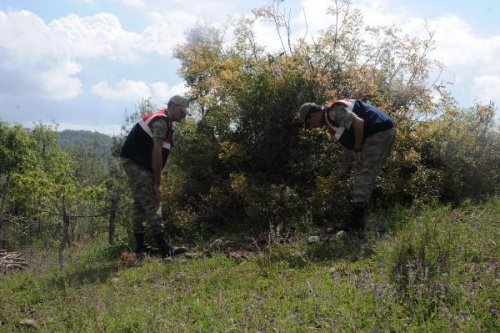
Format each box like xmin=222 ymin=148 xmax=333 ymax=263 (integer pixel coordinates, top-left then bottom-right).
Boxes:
xmin=299 ymin=102 xmax=322 ymax=122
xmin=169 ymin=95 xmax=191 ymax=115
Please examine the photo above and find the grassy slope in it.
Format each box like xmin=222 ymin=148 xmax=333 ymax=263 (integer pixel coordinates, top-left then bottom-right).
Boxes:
xmin=1 ymin=199 xmax=499 ymax=332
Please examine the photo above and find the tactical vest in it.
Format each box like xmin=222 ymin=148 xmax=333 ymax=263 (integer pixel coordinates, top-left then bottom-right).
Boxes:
xmin=120 ymin=110 xmax=172 ymax=172
xmin=323 ymin=99 xmax=395 ymax=150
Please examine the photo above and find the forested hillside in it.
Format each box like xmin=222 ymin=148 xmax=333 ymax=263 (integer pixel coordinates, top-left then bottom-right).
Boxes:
xmin=58 ymin=130 xmax=113 ymax=161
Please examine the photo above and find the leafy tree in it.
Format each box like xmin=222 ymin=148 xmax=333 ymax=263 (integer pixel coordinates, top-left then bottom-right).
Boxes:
xmin=0 ymin=122 xmax=30 ymax=192
xmin=1 ymin=121 xmax=116 ymax=253
xmin=0 ymin=121 xmax=32 ymax=247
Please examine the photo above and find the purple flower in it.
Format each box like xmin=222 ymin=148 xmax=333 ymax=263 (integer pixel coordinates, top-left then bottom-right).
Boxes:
xmin=96 ymin=302 xmax=105 ymax=312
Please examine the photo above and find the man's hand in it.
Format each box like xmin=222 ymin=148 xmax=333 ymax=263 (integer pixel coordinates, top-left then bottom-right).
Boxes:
xmin=353 ymin=151 xmax=363 ymax=169
xmin=337 ymin=166 xmax=350 ymax=179
xmin=351 ymin=116 xmax=364 ymax=170
xmin=154 ymin=183 xmax=162 ymax=205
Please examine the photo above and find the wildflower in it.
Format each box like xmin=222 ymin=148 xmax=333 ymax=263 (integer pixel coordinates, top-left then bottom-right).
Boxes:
xmin=96 ymin=302 xmax=105 ymax=312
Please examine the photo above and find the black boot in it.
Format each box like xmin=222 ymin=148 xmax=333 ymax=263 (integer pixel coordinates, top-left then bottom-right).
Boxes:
xmin=332 ymin=203 xmax=368 ymax=232
xmin=135 ymin=233 xmax=155 ymax=258
xmin=350 ymin=202 xmax=367 ymax=231
xmin=134 ymin=233 xmax=147 ymax=258
xmin=154 ymin=233 xmax=187 ymax=258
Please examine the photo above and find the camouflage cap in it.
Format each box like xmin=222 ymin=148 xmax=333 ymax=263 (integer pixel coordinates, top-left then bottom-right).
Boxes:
xmin=169 ymin=95 xmax=191 ymax=115
xmin=299 ymin=102 xmax=322 ymax=122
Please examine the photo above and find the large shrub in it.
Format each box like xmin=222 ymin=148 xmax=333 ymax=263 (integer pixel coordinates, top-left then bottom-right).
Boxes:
xmin=160 ymin=0 xmax=499 ymax=235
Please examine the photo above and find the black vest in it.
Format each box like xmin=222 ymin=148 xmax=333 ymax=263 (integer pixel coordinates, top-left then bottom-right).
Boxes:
xmin=324 ymin=99 xmax=395 ymax=150
xmin=120 ymin=110 xmax=172 ymax=172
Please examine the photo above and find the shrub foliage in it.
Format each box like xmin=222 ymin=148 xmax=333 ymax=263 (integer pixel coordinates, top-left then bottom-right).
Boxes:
xmin=162 ymin=0 xmax=499 ymax=233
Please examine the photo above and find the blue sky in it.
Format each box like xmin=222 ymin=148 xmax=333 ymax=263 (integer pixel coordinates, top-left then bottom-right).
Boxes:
xmin=0 ymin=0 xmax=498 ymax=134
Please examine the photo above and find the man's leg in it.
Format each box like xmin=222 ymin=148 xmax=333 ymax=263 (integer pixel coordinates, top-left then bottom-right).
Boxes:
xmin=351 ymin=128 xmax=396 ymax=229
xmin=122 ymin=159 xmax=148 ymax=255
xmin=131 ymin=165 xmax=186 ymax=258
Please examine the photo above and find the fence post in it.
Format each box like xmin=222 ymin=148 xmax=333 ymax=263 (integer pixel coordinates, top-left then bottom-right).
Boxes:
xmin=58 ymin=198 xmax=70 ymax=270
xmin=108 ymin=191 xmax=119 ymax=245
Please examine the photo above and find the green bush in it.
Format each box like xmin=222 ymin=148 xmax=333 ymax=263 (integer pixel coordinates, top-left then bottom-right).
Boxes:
xmin=160 ymin=4 xmax=500 ymax=238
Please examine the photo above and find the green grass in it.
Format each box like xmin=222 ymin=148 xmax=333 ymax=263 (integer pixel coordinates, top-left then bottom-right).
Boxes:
xmin=1 ymin=199 xmax=499 ymax=332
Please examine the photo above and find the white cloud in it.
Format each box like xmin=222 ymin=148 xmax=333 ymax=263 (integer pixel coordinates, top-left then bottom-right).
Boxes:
xmin=144 ymin=0 xmax=240 ymax=24
xmin=472 ymin=76 xmax=500 ymax=105
xmin=299 ymin=0 xmax=333 ymax=32
xmin=39 ymin=61 xmax=83 ymax=100
xmin=401 ymin=14 xmax=500 ymax=74
xmin=252 ymin=20 xmax=282 ymax=53
xmin=0 ymin=10 xmax=143 ymax=101
xmin=357 ymin=2 xmax=500 ymax=107
xmin=118 ymin=0 xmax=146 ymax=8
xmin=0 ymin=9 xmax=181 ymax=101
xmin=49 ymin=13 xmax=142 ymax=61
xmin=0 ymin=11 xmax=84 ymax=100
xmin=91 ymin=79 xmax=188 ymax=102
xmin=0 ymin=10 xmax=65 ymax=62
xmin=0 ymin=11 xmax=142 ymax=63
xmin=92 ymin=80 xmax=151 ymax=101
xmin=150 ymin=81 xmax=187 ymax=101
xmin=140 ymin=18 xmax=195 ymax=56
xmin=295 ymin=0 xmax=499 ymax=72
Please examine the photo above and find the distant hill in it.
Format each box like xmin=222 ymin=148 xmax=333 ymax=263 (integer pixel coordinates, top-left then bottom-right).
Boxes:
xmin=58 ymin=130 xmax=114 ymax=160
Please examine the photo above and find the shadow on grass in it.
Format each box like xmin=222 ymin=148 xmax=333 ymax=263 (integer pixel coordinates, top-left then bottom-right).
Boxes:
xmin=48 ymin=261 xmax=121 ymax=289
xmin=255 ymin=233 xmax=375 ymax=270
xmin=304 ymin=234 xmax=374 ymax=263
xmin=297 ymin=204 xmax=413 ymax=264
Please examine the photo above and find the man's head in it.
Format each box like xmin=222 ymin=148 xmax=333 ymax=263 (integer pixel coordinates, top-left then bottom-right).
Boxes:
xmin=168 ymin=95 xmax=190 ymax=121
xmin=299 ymin=102 xmax=323 ymax=127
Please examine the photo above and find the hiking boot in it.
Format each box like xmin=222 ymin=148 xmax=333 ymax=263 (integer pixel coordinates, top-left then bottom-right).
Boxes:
xmin=134 ymin=233 xmax=147 ymax=257
xmin=168 ymin=246 xmax=188 ymax=256
xmin=350 ymin=202 xmax=367 ymax=231
xmin=134 ymin=233 xmax=155 ymax=258
xmin=328 ymin=202 xmax=368 ymax=233
xmin=154 ymin=233 xmax=187 ymax=258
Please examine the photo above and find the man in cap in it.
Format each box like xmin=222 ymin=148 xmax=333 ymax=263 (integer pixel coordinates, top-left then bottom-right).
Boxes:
xmin=120 ymin=95 xmax=190 ymax=258
xmin=299 ymin=99 xmax=396 ymax=231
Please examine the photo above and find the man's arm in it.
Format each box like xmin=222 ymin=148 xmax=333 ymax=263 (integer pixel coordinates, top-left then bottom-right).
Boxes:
xmin=150 ymin=117 xmax=169 ymax=205
xmin=351 ymin=116 xmax=365 ymax=169
xmin=152 ymin=137 xmax=163 ymax=205
xmin=338 ymin=146 xmax=352 ymax=179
